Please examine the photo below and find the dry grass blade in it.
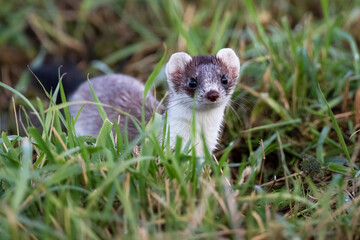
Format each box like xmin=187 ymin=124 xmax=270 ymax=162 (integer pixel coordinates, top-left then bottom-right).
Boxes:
xmin=355 ymin=89 xmax=360 ymax=126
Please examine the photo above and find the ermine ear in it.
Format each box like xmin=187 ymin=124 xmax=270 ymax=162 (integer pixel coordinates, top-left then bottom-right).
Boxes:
xmin=166 ymin=52 xmax=192 ymax=79
xmin=216 ymin=48 xmax=240 ymax=78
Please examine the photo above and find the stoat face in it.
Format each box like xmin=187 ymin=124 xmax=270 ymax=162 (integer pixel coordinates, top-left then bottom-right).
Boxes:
xmin=166 ymin=48 xmax=240 ymax=110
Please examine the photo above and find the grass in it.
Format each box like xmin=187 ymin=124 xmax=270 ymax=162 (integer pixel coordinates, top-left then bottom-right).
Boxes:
xmin=1 ymin=0 xmax=360 ymax=239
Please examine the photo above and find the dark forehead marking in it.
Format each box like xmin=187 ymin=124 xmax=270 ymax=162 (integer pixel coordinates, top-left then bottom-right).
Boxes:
xmin=191 ymin=55 xmax=219 ymax=66
xmin=185 ymin=55 xmax=223 ymax=76
xmin=185 ymin=55 xmax=228 ymax=77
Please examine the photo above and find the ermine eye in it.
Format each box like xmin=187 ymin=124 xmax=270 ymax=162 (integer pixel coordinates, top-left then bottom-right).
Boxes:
xmin=221 ymin=75 xmax=228 ymax=85
xmin=188 ymin=78 xmax=198 ymax=88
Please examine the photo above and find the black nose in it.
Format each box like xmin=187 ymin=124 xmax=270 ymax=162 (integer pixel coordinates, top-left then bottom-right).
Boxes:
xmin=206 ymin=90 xmax=220 ymax=102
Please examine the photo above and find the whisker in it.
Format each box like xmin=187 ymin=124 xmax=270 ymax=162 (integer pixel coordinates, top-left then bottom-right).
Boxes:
xmin=166 ymin=100 xmax=194 ymax=110
xmin=229 ymin=98 xmax=254 ymax=113
xmin=228 ymin=104 xmax=244 ymax=127
xmin=166 ymin=96 xmax=194 ymax=103
xmin=238 ymin=97 xmax=255 ymax=108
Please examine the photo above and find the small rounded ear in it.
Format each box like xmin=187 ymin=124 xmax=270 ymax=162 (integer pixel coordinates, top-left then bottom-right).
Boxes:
xmin=216 ymin=48 xmax=240 ymax=78
xmin=166 ymin=52 xmax=192 ymax=79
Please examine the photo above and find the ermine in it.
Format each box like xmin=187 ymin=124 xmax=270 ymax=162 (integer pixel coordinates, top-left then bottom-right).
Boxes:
xmin=69 ymin=48 xmax=240 ymax=156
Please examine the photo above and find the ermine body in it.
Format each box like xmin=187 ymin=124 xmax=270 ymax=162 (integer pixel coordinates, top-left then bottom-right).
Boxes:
xmin=69 ymin=48 xmax=240 ymax=156
xmin=69 ymin=74 xmax=158 ymax=139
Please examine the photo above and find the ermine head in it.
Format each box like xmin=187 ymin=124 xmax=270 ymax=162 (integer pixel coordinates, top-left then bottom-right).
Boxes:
xmin=166 ymin=48 xmax=240 ymax=110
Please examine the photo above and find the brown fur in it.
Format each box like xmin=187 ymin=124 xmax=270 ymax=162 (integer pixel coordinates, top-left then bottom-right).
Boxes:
xmin=69 ymin=74 xmax=159 ymax=140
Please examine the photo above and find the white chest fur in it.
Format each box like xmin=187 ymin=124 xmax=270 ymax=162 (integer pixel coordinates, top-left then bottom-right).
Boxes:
xmin=165 ymin=97 xmax=227 ymax=156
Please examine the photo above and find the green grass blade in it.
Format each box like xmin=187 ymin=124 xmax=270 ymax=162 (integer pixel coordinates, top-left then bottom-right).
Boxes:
xmin=28 ymin=127 xmax=55 ymax=163
xmin=142 ymin=49 xmax=166 ymax=126
xmin=59 ymin=68 xmax=76 ymax=148
xmin=0 ymin=81 xmax=43 ymax=127
xmin=96 ymin=119 xmax=115 ymax=149
xmin=318 ymin=85 xmax=351 ymax=166
xmin=12 ymin=138 xmax=32 ymax=211
xmin=87 ymin=79 xmax=108 ymax=122
xmin=242 ymin=118 xmax=301 ymax=133
xmin=316 ymin=126 xmax=330 ymax=165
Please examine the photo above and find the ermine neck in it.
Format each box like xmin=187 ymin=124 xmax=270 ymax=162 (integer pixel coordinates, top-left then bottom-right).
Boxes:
xmin=165 ymin=95 xmax=228 ymax=156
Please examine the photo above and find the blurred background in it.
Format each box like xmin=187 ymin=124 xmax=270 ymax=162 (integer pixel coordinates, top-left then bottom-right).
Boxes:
xmin=1 ymin=0 xmax=360 ymax=147
xmin=3 ymin=2 xmax=360 ymax=237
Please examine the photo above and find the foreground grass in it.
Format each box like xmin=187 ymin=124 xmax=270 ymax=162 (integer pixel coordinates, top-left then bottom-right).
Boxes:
xmin=1 ymin=0 xmax=360 ymax=239
xmin=3 ymin=87 xmax=359 ymax=239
